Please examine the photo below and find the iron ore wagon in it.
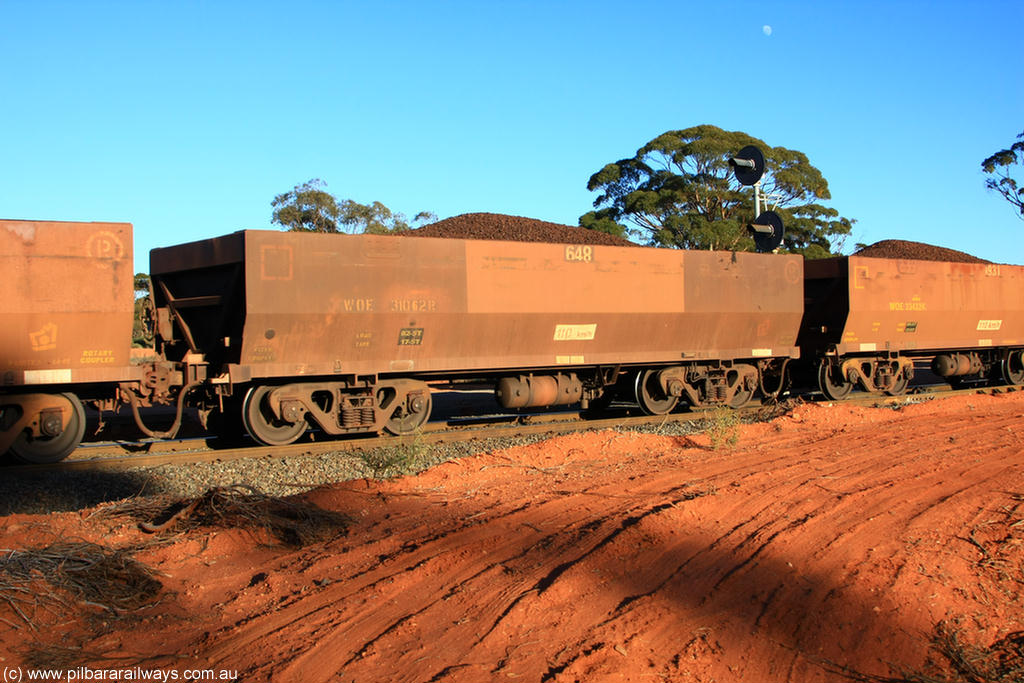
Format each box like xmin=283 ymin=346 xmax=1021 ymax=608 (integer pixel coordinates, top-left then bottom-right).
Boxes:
xmin=799 ymin=255 xmax=1024 ymax=398
xmin=149 ymin=230 xmax=803 ymax=445
xmin=0 ymin=220 xmax=135 ymax=462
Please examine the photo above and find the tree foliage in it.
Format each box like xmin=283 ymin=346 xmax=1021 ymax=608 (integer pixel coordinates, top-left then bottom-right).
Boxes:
xmin=271 ymin=179 xmax=435 ymax=234
xmin=981 ymin=130 xmax=1024 ymax=221
xmin=580 ymin=125 xmax=853 ymax=258
xmin=132 ymin=272 xmax=154 ymax=348
xmin=271 ymin=179 xmax=343 ymax=232
xmin=339 ymin=202 xmax=437 ymax=235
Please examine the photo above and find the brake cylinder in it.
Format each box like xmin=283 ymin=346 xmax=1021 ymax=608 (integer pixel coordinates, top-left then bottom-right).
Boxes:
xmin=931 ymin=353 xmax=982 ymax=377
xmin=496 ymin=374 xmax=583 ymax=409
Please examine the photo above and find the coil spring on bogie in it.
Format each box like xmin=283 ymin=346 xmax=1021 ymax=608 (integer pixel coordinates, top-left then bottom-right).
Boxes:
xmin=341 ymin=405 xmax=376 ymax=428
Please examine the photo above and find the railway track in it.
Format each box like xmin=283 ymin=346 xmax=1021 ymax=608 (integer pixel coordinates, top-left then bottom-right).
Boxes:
xmin=6 ymin=382 xmax=1018 ymax=474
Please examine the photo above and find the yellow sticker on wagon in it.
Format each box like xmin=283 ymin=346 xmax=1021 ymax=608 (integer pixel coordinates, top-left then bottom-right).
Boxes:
xmin=398 ymin=327 xmax=424 ymax=346
xmin=80 ymin=349 xmax=115 ymax=364
xmin=977 ymin=320 xmax=1002 ymax=331
xmin=554 ymin=324 xmax=597 ymax=341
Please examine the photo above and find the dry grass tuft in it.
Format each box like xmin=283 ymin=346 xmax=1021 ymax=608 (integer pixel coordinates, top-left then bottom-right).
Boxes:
xmin=924 ymin=622 xmax=1024 ymax=683
xmin=754 ymin=396 xmax=805 ymax=422
xmin=0 ymin=541 xmax=161 ymax=630
xmin=826 ymin=621 xmax=1024 ymax=683
xmin=124 ymin=485 xmax=353 ymax=548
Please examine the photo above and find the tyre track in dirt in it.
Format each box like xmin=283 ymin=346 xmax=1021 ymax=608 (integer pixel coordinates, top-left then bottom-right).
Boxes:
xmin=155 ymin=396 xmax=1018 ymax=682
xmin=236 ymin=483 xmax=709 ymax=681
xmin=6 ymin=393 xmax=1021 ymax=682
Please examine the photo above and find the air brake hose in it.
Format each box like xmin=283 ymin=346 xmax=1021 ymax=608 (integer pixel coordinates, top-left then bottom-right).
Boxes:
xmin=126 ymin=381 xmax=200 ymax=439
xmin=758 ymin=359 xmax=790 ymax=399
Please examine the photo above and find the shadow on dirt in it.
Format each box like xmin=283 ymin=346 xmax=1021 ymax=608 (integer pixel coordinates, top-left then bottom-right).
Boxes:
xmin=130 ymin=467 xmax=1014 ymax=683
xmin=0 ymin=468 xmax=168 ymax=515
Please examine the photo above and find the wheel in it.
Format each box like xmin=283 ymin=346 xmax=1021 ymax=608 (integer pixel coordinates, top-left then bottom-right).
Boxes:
xmin=818 ymin=361 xmax=853 ymax=400
xmin=9 ymin=393 xmax=86 ymax=464
xmin=242 ymin=386 xmax=307 ymax=446
xmin=884 ymin=370 xmax=910 ymax=396
xmin=383 ymin=389 xmax=432 ymax=435
xmin=634 ymin=370 xmax=678 ymax=415
xmin=1000 ymin=351 xmax=1024 ymax=386
xmin=727 ymin=384 xmax=754 ymax=408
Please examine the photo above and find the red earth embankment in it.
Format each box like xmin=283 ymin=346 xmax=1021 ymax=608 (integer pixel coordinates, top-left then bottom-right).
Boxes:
xmin=2 ymin=392 xmax=1022 ymax=682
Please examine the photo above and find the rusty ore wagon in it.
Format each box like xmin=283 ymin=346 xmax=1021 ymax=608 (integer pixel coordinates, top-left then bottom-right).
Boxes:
xmin=148 ymin=229 xmax=803 ymax=445
xmin=799 ymin=255 xmax=1024 ymax=398
xmin=0 ymin=220 xmax=136 ymax=462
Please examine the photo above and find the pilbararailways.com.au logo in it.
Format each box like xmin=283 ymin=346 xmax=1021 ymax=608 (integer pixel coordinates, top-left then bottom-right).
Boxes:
xmin=4 ymin=667 xmax=239 ymax=682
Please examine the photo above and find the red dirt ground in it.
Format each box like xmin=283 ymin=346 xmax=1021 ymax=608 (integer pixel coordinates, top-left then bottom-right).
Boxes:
xmin=2 ymin=392 xmax=1023 ymax=682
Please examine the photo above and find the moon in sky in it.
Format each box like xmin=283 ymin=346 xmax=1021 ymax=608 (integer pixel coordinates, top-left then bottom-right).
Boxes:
xmin=763 ymin=25 xmax=772 ymax=36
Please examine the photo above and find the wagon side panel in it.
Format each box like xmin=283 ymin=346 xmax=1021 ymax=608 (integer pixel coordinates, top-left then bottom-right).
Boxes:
xmin=233 ymin=232 xmax=802 ymax=378
xmin=841 ymin=257 xmax=1024 ymax=353
xmin=0 ymin=220 xmax=134 ymax=386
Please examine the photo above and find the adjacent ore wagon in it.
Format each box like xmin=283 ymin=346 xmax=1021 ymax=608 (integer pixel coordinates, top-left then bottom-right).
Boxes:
xmin=150 ymin=230 xmax=804 ymax=445
xmin=0 ymin=220 xmax=135 ymax=462
xmin=799 ymin=255 xmax=1024 ymax=398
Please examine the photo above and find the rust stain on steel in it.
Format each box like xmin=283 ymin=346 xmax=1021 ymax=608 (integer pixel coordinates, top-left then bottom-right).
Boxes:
xmin=151 ymin=230 xmax=803 ymax=381
xmin=463 ymin=240 xmax=686 ymax=314
xmin=1 ymin=220 xmax=135 ymax=385
xmin=804 ymin=256 xmax=1024 ymax=353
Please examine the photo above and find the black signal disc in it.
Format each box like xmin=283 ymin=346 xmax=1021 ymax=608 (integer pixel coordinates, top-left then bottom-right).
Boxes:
xmin=750 ymin=210 xmax=784 ymax=252
xmin=731 ymin=145 xmax=765 ymax=186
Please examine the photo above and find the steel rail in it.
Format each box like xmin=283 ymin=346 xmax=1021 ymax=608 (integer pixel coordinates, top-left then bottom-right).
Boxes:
xmin=4 ymin=383 xmax=1019 ymax=474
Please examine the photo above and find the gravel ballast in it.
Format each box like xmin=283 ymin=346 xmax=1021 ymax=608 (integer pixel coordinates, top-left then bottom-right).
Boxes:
xmin=0 ymin=413 xmax=734 ymax=516
xmin=0 ymin=436 xmax=551 ymax=515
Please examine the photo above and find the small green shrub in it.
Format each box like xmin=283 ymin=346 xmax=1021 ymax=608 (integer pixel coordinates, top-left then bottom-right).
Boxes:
xmin=707 ymin=408 xmax=741 ymax=450
xmin=360 ymin=439 xmax=427 ymax=479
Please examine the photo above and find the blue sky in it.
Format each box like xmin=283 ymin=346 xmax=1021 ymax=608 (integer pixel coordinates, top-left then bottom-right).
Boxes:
xmin=2 ymin=0 xmax=1022 ymax=269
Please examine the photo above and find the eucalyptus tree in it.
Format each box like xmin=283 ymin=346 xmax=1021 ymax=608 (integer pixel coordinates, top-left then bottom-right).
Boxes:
xmin=981 ymin=131 xmax=1024 ymax=220
xmin=580 ymin=125 xmax=853 ymax=257
xmin=272 ymin=179 xmax=435 ymax=233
